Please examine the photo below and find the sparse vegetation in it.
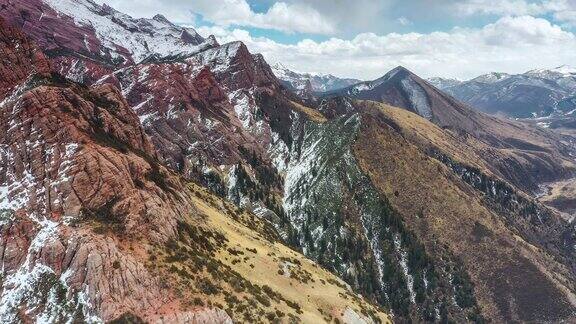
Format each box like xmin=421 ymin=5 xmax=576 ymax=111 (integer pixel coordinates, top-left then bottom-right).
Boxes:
xmin=140 ymin=184 xmax=390 ymax=323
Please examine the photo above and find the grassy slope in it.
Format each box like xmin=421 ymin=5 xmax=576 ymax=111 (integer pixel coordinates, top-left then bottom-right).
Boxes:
xmin=145 ymin=182 xmax=391 ymax=323
xmin=352 ymin=101 xmax=576 ymax=322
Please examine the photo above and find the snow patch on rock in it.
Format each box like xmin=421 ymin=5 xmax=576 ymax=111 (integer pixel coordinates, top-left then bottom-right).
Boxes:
xmin=400 ymin=78 xmax=432 ymax=120
xmin=342 ymin=307 xmax=374 ymax=324
xmin=45 ymin=0 xmax=210 ymax=63
xmin=394 ymin=235 xmax=416 ymax=304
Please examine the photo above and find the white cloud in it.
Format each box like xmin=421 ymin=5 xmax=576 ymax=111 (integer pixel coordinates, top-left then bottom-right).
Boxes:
xmin=94 ymin=0 xmax=336 ymax=34
xmin=199 ymin=16 xmax=576 ymax=80
xmin=397 ymin=17 xmax=412 ymax=26
xmin=181 ymin=0 xmax=336 ymax=34
xmin=456 ymin=0 xmax=553 ymax=16
xmin=554 ymin=10 xmax=576 ymax=26
xmin=455 ymin=0 xmax=576 ymax=25
xmin=93 ymin=1 xmax=576 ymax=79
xmin=479 ymin=15 xmax=572 ymax=45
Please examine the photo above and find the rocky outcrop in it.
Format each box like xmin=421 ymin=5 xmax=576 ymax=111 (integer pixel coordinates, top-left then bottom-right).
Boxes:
xmin=0 ymin=0 xmax=215 ymax=84
xmin=1 ymin=0 xmax=294 ymax=225
xmin=0 ymin=20 xmax=222 ymax=320
xmin=0 ymin=17 xmax=51 ymax=98
xmin=0 ymin=14 xmax=391 ymax=323
xmin=0 ymin=74 xmax=206 ymax=322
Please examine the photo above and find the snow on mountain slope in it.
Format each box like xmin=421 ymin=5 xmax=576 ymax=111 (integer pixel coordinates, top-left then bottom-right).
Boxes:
xmin=427 ymin=77 xmax=462 ymax=89
xmin=335 ymin=66 xmax=438 ymax=121
xmin=433 ymin=67 xmax=576 ymax=118
xmin=343 ymin=66 xmax=406 ymax=96
xmin=271 ymin=63 xmax=361 ymax=94
xmin=0 ymin=12 xmax=393 ymax=324
xmin=44 ymin=0 xmax=214 ymax=63
xmin=470 ymin=72 xmax=511 ymax=84
xmin=527 ymin=65 xmax=576 ymax=78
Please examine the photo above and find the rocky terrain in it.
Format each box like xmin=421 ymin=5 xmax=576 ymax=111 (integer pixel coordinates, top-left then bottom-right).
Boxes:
xmin=2 ymin=0 xmax=576 ymax=323
xmin=0 ymin=10 xmax=389 ymax=324
xmin=429 ymin=66 xmax=576 ymax=118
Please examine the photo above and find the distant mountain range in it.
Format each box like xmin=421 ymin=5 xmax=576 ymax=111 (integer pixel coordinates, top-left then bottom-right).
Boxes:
xmin=271 ymin=63 xmax=361 ymax=96
xmin=428 ymin=66 xmax=576 ymax=118
xmin=274 ymin=63 xmax=576 ymax=120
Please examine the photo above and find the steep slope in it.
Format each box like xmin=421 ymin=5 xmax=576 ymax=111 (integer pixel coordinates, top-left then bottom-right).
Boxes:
xmin=351 ymin=101 xmax=576 ymax=322
xmin=0 ymin=17 xmax=390 ymax=323
xmin=2 ymin=0 xmax=303 ymax=237
xmin=434 ymin=66 xmax=576 ymax=118
xmin=279 ymin=103 xmax=471 ymax=321
xmin=0 ymin=0 xmax=216 ymax=84
xmin=277 ymin=95 xmax=576 ymax=322
xmin=331 ymin=66 xmax=576 ymax=193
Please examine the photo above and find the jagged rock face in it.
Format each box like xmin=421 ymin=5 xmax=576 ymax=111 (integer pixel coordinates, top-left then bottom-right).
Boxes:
xmin=0 ymin=22 xmax=228 ymax=321
xmin=2 ymin=0 xmax=297 ymax=247
xmin=0 ymin=0 xmax=215 ymax=84
xmin=3 ymin=0 xmax=287 ymax=179
xmin=0 ymin=98 xmax=218 ymax=321
xmin=111 ymin=42 xmax=283 ymax=175
xmin=0 ymin=17 xmax=51 ymax=98
xmin=3 ymin=0 xmax=294 ymax=226
xmin=1 ymin=0 xmax=115 ymax=84
xmin=0 ymin=78 xmax=209 ymax=322
xmin=195 ymin=43 xmax=279 ymax=91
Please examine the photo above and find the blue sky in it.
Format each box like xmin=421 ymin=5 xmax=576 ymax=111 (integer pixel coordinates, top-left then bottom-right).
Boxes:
xmin=99 ymin=0 xmax=576 ymax=79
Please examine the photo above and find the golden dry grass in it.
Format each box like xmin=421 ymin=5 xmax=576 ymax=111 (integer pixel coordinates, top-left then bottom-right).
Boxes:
xmin=146 ymin=182 xmax=390 ymax=323
xmin=289 ymin=100 xmax=328 ymax=123
xmin=352 ymin=106 xmax=576 ymax=322
xmin=356 ymin=100 xmax=576 ymax=197
xmin=357 ymin=101 xmax=497 ymax=176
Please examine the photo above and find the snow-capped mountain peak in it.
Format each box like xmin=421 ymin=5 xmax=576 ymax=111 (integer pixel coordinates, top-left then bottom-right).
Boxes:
xmin=470 ymin=72 xmax=511 ymax=84
xmin=526 ymin=65 xmax=576 ymax=78
xmin=271 ymin=63 xmax=361 ymax=94
xmin=430 ymin=65 xmax=576 ymax=118
xmin=552 ymin=65 xmax=576 ymax=75
xmin=427 ymin=77 xmax=462 ymax=89
xmin=44 ymin=0 xmax=212 ymax=64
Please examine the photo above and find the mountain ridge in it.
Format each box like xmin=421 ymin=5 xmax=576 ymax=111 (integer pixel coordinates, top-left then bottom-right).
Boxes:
xmin=271 ymin=63 xmax=361 ymax=96
xmin=0 ymin=13 xmax=390 ymax=324
xmin=430 ymin=66 xmax=576 ymax=118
